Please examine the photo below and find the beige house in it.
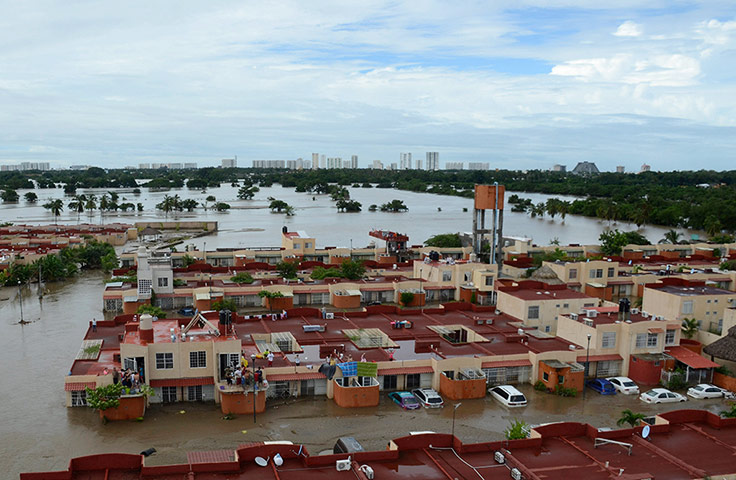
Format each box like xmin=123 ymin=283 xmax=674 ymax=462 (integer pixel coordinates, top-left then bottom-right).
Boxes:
xmin=556 ymin=308 xmax=680 ymax=378
xmin=642 ymin=278 xmax=736 ymax=334
xmin=496 ymin=280 xmax=599 ymax=334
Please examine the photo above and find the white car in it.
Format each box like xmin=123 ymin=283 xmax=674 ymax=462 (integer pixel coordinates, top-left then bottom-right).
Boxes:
xmin=412 ymin=388 xmax=444 ymax=408
xmin=687 ymin=384 xmax=726 ymax=399
xmin=606 ymin=377 xmax=640 ymax=395
xmin=640 ymin=388 xmax=687 ymax=404
xmin=489 ymin=385 xmax=527 ymax=407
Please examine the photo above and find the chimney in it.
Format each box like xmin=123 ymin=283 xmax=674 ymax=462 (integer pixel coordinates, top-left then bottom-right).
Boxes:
xmin=140 ymin=314 xmax=154 ymax=343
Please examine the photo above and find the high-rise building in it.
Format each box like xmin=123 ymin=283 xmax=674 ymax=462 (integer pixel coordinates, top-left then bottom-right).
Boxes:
xmin=252 ymin=160 xmax=286 ymax=168
xmin=616 ymin=166 xmax=625 ymax=173
xmin=426 ymin=152 xmax=439 ymax=170
xmin=400 ymin=153 xmax=412 ymax=170
xmin=351 ymin=155 xmax=358 ymax=169
xmin=390 ymin=162 xmax=398 ymax=170
xmin=327 ymin=157 xmax=343 ymax=169
xmin=184 ymin=163 xmax=197 ymax=169
xmin=552 ymin=164 xmax=566 ymax=172
xmin=445 ymin=162 xmax=464 ymax=170
xmin=415 ymin=159 xmax=422 ymax=170
xmin=371 ymin=160 xmax=384 ymax=169
xmin=468 ymin=162 xmax=489 ymax=171
xmin=320 ymin=155 xmax=326 ymax=169
xmin=639 ymin=164 xmax=651 ymax=173
xmin=312 ymin=153 xmax=319 ymax=170
xmin=222 ymin=158 xmax=237 ymax=168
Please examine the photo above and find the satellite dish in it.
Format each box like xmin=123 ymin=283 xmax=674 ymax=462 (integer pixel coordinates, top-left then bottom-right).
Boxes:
xmin=274 ymin=453 xmax=283 ymax=466
xmin=255 ymin=456 xmax=269 ymax=467
xmin=642 ymin=425 xmax=651 ymax=439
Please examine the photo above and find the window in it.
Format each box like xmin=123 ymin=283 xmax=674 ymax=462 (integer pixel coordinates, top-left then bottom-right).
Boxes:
xmin=528 ymin=306 xmax=540 ymax=319
xmin=543 ymin=372 xmax=549 ymax=381
xmin=187 ymin=385 xmax=203 ymax=401
xmin=156 ymin=352 xmax=174 ymax=369
xmin=305 ymin=242 xmax=312 ymax=249
xmin=665 ymin=329 xmax=676 ymax=345
xmin=71 ymin=390 xmax=87 ymax=406
xmin=293 ymin=243 xmax=300 ymax=249
xmin=707 ymin=299 xmax=711 ymax=303
xmin=544 ymin=325 xmax=551 ymax=332
xmin=158 ymin=277 xmax=168 ymax=287
xmin=590 ymin=269 xmax=603 ymax=279
xmin=601 ymin=332 xmax=616 ymax=349
xmin=563 ymin=303 xmax=569 ymax=309
xmin=383 ymin=375 xmax=397 ymax=390
xmin=406 ymin=374 xmax=421 ymax=389
xmin=635 ymin=334 xmax=647 ymax=348
xmin=138 ymin=279 xmax=152 ymax=296
xmin=569 ymin=268 xmax=577 ymax=279
xmin=558 ymin=375 xmax=565 ymax=384
xmin=161 ymin=386 xmax=177 ymax=403
xmin=647 ymin=333 xmax=658 ymax=347
xmin=442 ymin=271 xmax=452 ymax=281
xmin=682 ymin=301 xmax=693 ymax=314
xmin=607 ymin=267 xmax=615 ymax=278
xmin=485 ymin=276 xmax=494 ymax=286
xmin=189 ymin=351 xmax=206 ymax=368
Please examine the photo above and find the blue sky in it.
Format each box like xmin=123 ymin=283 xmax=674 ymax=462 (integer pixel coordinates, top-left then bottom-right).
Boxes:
xmin=1 ymin=1 xmax=735 ymax=171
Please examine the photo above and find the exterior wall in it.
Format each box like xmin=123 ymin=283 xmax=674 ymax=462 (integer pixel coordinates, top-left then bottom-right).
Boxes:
xmin=643 ymin=286 xmax=736 ymax=331
xmin=332 ymin=293 xmax=361 ymax=309
xmin=100 ymin=395 xmax=146 ymax=421
xmin=438 ymin=374 xmax=486 ymax=400
xmin=713 ymin=372 xmax=736 ymax=392
xmin=537 ymin=363 xmax=584 ymax=392
xmin=220 ymin=390 xmax=266 ymax=414
xmin=333 ymin=381 xmax=379 ymax=407
xmin=496 ymin=290 xmax=597 ymax=334
xmin=627 ymin=355 xmax=675 ymax=385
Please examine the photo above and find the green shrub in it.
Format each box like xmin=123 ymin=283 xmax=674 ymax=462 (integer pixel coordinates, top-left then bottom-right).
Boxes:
xmin=555 ymin=385 xmax=577 ymax=397
xmin=534 ymin=380 xmax=547 ymax=392
xmin=230 ymin=272 xmax=254 ymax=284
xmin=504 ymin=419 xmax=529 ymax=440
xmin=136 ymin=304 xmax=167 ymax=318
xmin=400 ymin=291 xmax=415 ymax=305
xmin=212 ymin=299 xmax=237 ymax=311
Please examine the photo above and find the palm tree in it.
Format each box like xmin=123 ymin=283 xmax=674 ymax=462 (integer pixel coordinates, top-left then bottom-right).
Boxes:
xmin=68 ymin=194 xmax=87 ymax=223
xmin=43 ymin=199 xmax=64 ymax=224
xmin=617 ymin=409 xmax=646 ymax=428
xmin=681 ymin=317 xmax=700 ymax=339
xmin=84 ymin=195 xmax=97 ymax=222
xmin=660 ymin=229 xmax=682 ymax=244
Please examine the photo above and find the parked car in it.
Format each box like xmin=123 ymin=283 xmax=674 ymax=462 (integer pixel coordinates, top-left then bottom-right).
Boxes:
xmin=639 ymin=388 xmax=687 ymax=404
xmin=412 ymin=388 xmax=444 ymax=408
xmin=606 ymin=377 xmax=640 ymax=395
xmin=178 ymin=307 xmax=195 ymax=316
xmin=586 ymin=378 xmax=617 ymax=395
xmin=388 ymin=391 xmax=421 ymax=410
xmin=488 ymin=385 xmax=527 ymax=407
xmin=687 ymin=384 xmax=727 ymax=399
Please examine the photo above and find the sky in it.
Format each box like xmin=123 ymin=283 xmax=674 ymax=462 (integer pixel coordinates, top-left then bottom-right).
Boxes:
xmin=1 ymin=1 xmax=736 ymax=171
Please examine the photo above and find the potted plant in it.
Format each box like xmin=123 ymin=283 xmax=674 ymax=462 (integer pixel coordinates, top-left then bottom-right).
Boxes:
xmin=85 ymin=383 xmax=153 ymax=422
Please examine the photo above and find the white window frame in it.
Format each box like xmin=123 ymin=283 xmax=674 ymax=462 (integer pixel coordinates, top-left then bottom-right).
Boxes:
xmin=647 ymin=333 xmax=658 ymax=347
xmin=189 ymin=351 xmax=207 ymax=369
xmin=682 ymin=301 xmax=694 ymax=315
xmin=665 ymin=329 xmax=676 ymax=346
xmin=635 ymin=333 xmax=647 ymax=348
xmin=71 ymin=390 xmax=87 ymax=406
xmin=601 ymin=332 xmax=616 ymax=349
xmin=528 ymin=306 xmax=540 ymax=319
xmin=156 ymin=352 xmax=174 ymax=369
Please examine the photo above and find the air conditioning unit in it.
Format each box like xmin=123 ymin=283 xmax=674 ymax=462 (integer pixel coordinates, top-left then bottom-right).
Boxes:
xmin=494 ymin=451 xmax=505 ymax=464
xmin=569 ymin=344 xmax=576 ymax=351
xmin=326 ymin=313 xmax=335 ymax=320
xmin=511 ymin=467 xmax=523 ymax=480
xmin=586 ymin=310 xmax=598 ymax=318
xmin=642 ymin=312 xmax=649 ymax=318
xmin=569 ymin=313 xmax=579 ymax=321
xmin=584 ymin=319 xmax=594 ymax=327
xmin=336 ymin=459 xmax=351 ymax=471
xmin=495 ymin=309 xmax=502 ymax=315
xmin=359 ymin=465 xmax=375 ymax=479
xmin=517 ymin=328 xmax=525 ymax=335
xmin=630 ymin=308 xmax=639 ymax=314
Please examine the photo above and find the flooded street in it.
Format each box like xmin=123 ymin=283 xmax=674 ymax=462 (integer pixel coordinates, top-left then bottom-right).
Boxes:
xmin=0 ymin=270 xmax=730 ymax=476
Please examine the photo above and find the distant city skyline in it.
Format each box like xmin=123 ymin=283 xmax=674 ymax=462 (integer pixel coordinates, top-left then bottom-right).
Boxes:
xmin=1 ymin=2 xmax=735 ymax=171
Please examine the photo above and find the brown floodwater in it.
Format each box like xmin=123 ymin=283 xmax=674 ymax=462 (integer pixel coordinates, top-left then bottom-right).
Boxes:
xmin=0 ymin=272 xmax=730 ymax=477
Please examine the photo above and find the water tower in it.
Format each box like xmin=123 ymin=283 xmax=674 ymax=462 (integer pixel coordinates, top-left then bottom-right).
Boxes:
xmin=472 ymin=183 xmax=505 ymax=265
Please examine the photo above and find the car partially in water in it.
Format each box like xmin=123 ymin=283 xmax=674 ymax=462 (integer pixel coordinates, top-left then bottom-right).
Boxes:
xmin=388 ymin=391 xmax=421 ymax=410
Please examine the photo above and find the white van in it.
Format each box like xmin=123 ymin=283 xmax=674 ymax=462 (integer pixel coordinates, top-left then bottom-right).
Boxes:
xmin=489 ymin=385 xmax=527 ymax=407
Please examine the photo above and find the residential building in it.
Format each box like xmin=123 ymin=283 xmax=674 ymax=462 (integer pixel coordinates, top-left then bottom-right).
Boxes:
xmin=350 ymin=155 xmax=358 ymax=169
xmin=371 ymin=160 xmax=384 ymax=169
xmin=415 ymin=159 xmax=422 ymax=170
xmin=616 ymin=165 xmax=625 ymax=173
xmin=425 ymin=152 xmax=439 ymax=170
xmin=327 ymin=157 xmax=342 ymax=169
xmin=311 ymin=152 xmax=319 ymax=169
xmin=221 ymin=158 xmax=237 ymax=168
xmin=642 ymin=278 xmax=736 ymax=334
xmin=252 ymin=160 xmax=286 ymax=168
xmin=399 ymin=152 xmax=411 ymax=170
xmin=571 ymin=161 xmax=600 ymax=175
xmin=184 ymin=162 xmax=198 ymax=169
xmin=552 ymin=164 xmax=566 ymax=172
xmin=445 ymin=162 xmax=464 ymax=170
xmin=390 ymin=162 xmax=398 ymax=170
xmin=496 ymin=280 xmax=599 ymax=333
xmin=640 ymin=163 xmax=651 ymax=173
xmin=467 ymin=162 xmax=489 ymax=170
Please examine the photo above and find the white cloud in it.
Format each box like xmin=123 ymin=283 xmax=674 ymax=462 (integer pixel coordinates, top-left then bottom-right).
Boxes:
xmin=614 ymin=21 xmax=643 ymax=37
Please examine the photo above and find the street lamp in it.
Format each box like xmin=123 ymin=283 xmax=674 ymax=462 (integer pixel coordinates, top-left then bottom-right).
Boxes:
xmin=451 ymin=402 xmax=462 ymax=439
xmin=251 ymin=353 xmax=257 ymax=424
xmin=203 ymin=241 xmax=207 ymax=265
xmin=18 ymin=280 xmax=24 ymax=324
xmin=583 ymin=333 xmax=592 ymax=399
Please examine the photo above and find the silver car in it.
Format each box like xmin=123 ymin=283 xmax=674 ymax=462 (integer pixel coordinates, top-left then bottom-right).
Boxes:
xmin=640 ymin=388 xmax=687 ymax=404
xmin=687 ymin=384 xmax=726 ymax=399
xmin=606 ymin=376 xmax=640 ymax=395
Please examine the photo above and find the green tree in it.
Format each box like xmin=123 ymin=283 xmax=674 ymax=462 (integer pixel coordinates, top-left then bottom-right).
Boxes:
xmin=68 ymin=194 xmax=87 ymax=222
xmin=214 ymin=202 xmax=231 ymax=211
xmin=681 ymin=318 xmax=700 ymax=339
xmin=660 ymin=229 xmax=683 ymax=244
xmin=212 ymin=298 xmax=238 ymax=311
xmin=269 ymin=199 xmax=290 ymax=213
xmin=336 ymin=199 xmax=362 ymax=212
xmin=84 ymin=195 xmax=97 ymax=221
xmin=616 ymin=409 xmax=646 ymax=428
xmin=230 ymin=272 xmax=254 ymax=284
xmin=237 ymin=185 xmax=259 ymax=199
xmin=136 ymin=304 xmax=167 ymax=318
xmin=24 ymin=192 xmax=38 ymax=202
xmin=380 ymin=199 xmax=408 ymax=212
xmin=101 ymin=252 xmax=119 ymax=272
xmin=400 ymin=291 xmax=415 ymax=305
xmin=43 ymin=199 xmax=64 ymax=224
xmin=180 ymin=199 xmax=199 ymax=211
xmin=276 ymin=260 xmax=298 ymax=279
xmin=425 ymin=233 xmax=462 ymax=248
xmin=721 ymin=403 xmax=736 ymax=418
xmin=504 ymin=419 xmax=529 ymax=440
xmin=341 ymin=259 xmax=366 ymax=280
xmin=1 ymin=189 xmax=20 ymax=202
xmin=181 ymin=254 xmax=197 ymax=267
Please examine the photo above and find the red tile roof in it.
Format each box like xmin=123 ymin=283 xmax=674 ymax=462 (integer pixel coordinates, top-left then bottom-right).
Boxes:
xmin=64 ymin=382 xmax=96 ymax=391
xmin=666 ymin=346 xmax=720 ymax=369
xmin=150 ymin=377 xmax=214 ymax=387
xmin=575 ymin=354 xmax=623 ymax=363
xmin=481 ymin=359 xmax=532 ymax=368
xmin=377 ymin=366 xmax=434 ymax=376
